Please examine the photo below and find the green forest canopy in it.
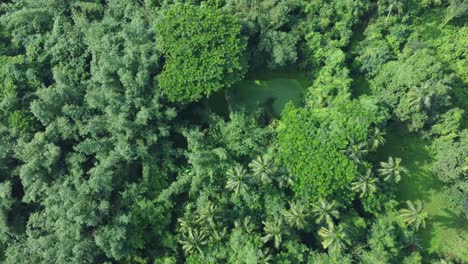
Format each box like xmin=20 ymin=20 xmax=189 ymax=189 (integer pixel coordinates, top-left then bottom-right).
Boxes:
xmin=0 ymin=0 xmax=467 ymax=263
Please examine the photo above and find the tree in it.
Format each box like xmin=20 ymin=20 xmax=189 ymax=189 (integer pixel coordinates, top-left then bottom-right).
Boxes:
xmin=248 ymin=154 xmax=275 ymax=184
xmin=2 ymin=1 xmax=180 ymax=262
xmin=1 ymin=0 xmax=465 ymax=262
xmin=0 ymin=181 xmax=14 ymax=252
xmin=352 ymin=169 xmax=378 ymax=198
xmin=379 ymin=157 xmax=407 ymax=183
xmin=180 ymin=229 xmax=207 ymax=255
xmin=178 ymin=215 xmax=196 ymax=238
xmin=431 ymin=130 xmax=467 ymax=212
xmin=341 ymin=139 xmax=368 ymax=164
xmin=371 ymin=47 xmax=452 ymax=131
xmin=214 ymin=111 xmax=275 ymax=158
xmin=431 ymin=108 xmax=464 ymax=143
xmin=278 ymin=99 xmax=385 ymax=204
xmin=368 ymin=127 xmax=386 ymax=151
xmin=311 ymin=199 xmax=340 ymax=226
xmin=224 ymin=0 xmax=302 ymax=69
xmin=282 ymin=201 xmax=308 ymax=230
xmin=233 ymin=216 xmax=255 ymax=234
xmin=385 ymin=0 xmax=404 ymax=26
xmin=257 ymin=248 xmax=273 ymax=264
xmin=155 ymin=3 xmax=247 ymax=103
xmin=257 ymin=30 xmax=300 ymax=69
xmin=303 ymin=0 xmax=368 ymax=67
xmin=318 ymin=224 xmax=350 ymax=252
xmin=0 ymin=54 xmax=39 ymax=134
xmin=359 ymin=211 xmax=410 ymax=263
xmin=406 ymin=84 xmax=433 ymax=112
xmin=225 ymin=228 xmax=263 ymax=263
xmin=399 ymin=200 xmax=428 ymax=231
xmin=403 ymin=233 xmax=422 ymax=251
xmin=402 ymin=252 xmax=423 ymax=264
xmin=261 ymin=218 xmax=286 ymax=249
xmin=308 ymin=251 xmax=353 ymax=264
xmin=226 ymin=165 xmax=250 ymax=195
xmin=275 ymin=167 xmax=294 ymax=189
xmin=196 ymin=201 xmax=217 ymax=228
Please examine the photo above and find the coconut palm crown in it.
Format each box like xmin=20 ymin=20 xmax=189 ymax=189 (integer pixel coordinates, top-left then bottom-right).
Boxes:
xmin=378 ymin=156 xmax=407 ymax=183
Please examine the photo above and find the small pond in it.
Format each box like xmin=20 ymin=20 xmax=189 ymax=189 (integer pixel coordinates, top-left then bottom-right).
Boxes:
xmin=207 ymin=72 xmax=310 ymax=118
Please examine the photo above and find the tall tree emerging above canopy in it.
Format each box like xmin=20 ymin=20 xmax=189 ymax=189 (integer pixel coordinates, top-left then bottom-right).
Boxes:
xmin=155 ymin=3 xmax=247 ymax=103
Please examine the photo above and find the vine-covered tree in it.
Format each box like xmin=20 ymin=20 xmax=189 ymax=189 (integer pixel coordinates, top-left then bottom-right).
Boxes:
xmin=226 ymin=165 xmax=251 ymax=196
xmin=155 ymin=3 xmax=247 ymax=103
xmin=278 ymin=98 xmax=386 ymax=203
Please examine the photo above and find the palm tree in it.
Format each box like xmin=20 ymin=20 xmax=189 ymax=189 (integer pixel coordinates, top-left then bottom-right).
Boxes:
xmin=318 ymin=224 xmax=350 ymax=251
xmin=385 ymin=0 xmax=404 ymax=26
xmin=261 ymin=218 xmax=285 ymax=249
xmin=311 ymin=199 xmax=340 ymax=226
xmin=399 ymin=200 xmax=428 ymax=231
xmin=196 ymin=201 xmax=217 ymax=227
xmin=226 ymin=165 xmax=250 ymax=195
xmin=179 ymin=229 xmax=207 ymax=255
xmin=257 ymin=248 xmax=273 ymax=264
xmin=275 ymin=167 xmax=294 ymax=188
xmin=368 ymin=127 xmax=386 ymax=151
xmin=403 ymin=233 xmax=422 ymax=251
xmin=234 ymin=215 xmax=255 ymax=234
xmin=378 ymin=156 xmax=407 ymax=183
xmin=351 ymin=169 xmax=378 ymax=198
xmin=282 ymin=201 xmax=308 ymax=229
xmin=342 ymin=139 xmax=368 ymax=164
xmin=178 ymin=215 xmax=196 ymax=237
xmin=407 ymin=83 xmax=432 ymax=111
xmin=249 ymin=154 xmax=276 ymax=184
xmin=210 ymin=226 xmax=227 ymax=242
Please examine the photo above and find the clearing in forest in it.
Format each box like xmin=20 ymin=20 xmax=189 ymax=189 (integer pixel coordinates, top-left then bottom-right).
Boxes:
xmin=376 ymin=124 xmax=468 ymax=261
xmin=208 ymin=72 xmax=309 ymax=118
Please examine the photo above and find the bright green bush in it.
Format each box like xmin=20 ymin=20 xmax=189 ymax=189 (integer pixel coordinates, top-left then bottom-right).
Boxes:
xmin=155 ymin=4 xmax=247 ymax=103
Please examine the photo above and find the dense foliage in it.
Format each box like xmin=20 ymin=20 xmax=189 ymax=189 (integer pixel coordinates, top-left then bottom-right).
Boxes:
xmin=278 ymin=98 xmax=386 ymax=204
xmin=156 ymin=3 xmax=247 ymax=103
xmin=0 ymin=0 xmax=466 ymax=263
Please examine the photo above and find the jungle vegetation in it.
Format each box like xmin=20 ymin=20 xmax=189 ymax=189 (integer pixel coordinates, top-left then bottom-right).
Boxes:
xmin=0 ymin=0 xmax=466 ymax=263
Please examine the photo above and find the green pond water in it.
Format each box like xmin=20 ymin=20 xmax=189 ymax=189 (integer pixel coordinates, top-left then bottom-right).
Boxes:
xmin=207 ymin=72 xmax=309 ymax=118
